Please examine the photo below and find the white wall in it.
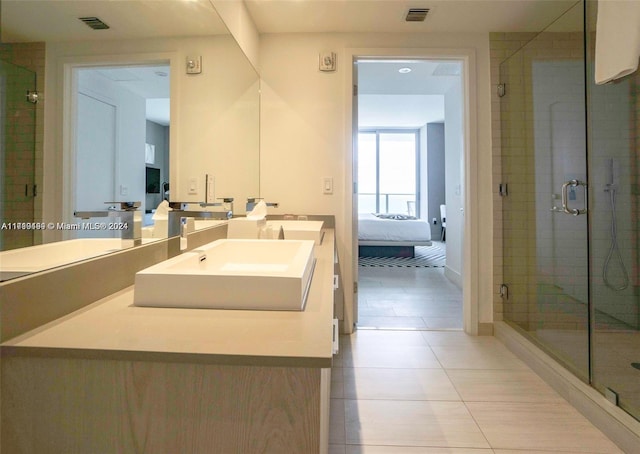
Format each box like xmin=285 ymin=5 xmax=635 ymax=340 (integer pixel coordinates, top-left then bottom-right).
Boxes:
xmin=444 ymin=78 xmax=464 ymax=286
xmin=259 ymin=32 xmax=493 ymax=331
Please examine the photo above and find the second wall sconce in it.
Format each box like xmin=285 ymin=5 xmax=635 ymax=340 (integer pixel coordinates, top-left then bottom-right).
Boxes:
xmin=319 ymin=52 xmax=336 ymax=72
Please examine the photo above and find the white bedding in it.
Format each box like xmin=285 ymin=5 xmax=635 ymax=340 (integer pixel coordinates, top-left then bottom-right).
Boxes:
xmin=358 ymin=213 xmax=431 ymax=243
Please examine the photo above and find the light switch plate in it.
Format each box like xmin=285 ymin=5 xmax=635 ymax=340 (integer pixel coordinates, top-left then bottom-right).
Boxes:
xmin=188 ymin=177 xmax=198 ymax=195
xmin=323 ymin=177 xmax=333 ymax=194
xmin=206 ymin=174 xmax=215 ymax=203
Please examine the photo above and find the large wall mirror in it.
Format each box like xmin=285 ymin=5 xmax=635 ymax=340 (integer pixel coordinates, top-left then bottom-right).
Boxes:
xmin=0 ymin=0 xmax=260 ymax=281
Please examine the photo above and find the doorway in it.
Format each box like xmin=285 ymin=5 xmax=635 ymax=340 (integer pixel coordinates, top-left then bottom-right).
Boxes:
xmin=67 ymin=63 xmax=170 ymax=238
xmin=353 ymin=58 xmax=465 ymax=331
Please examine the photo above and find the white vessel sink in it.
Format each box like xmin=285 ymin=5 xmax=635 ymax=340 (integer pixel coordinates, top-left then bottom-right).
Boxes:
xmin=266 ymin=220 xmax=324 ymax=245
xmin=133 ymin=239 xmax=316 ymax=310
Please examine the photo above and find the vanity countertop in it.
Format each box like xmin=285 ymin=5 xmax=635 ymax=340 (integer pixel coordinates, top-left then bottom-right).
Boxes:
xmin=1 ymin=230 xmax=336 ymax=368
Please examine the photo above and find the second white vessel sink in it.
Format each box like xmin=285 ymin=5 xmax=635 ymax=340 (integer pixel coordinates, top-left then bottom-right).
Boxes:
xmin=266 ymin=220 xmax=324 ymax=245
xmin=134 ymin=239 xmax=315 ymax=311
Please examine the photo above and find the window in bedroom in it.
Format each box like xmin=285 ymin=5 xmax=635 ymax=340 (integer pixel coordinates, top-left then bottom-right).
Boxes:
xmin=357 ymin=130 xmax=419 ymax=216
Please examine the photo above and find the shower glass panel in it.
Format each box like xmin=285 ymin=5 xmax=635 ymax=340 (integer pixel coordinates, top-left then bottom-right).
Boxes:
xmin=500 ymin=1 xmax=590 ymax=381
xmin=586 ymin=0 xmax=640 ymax=421
xmin=0 ymin=60 xmax=37 ymax=251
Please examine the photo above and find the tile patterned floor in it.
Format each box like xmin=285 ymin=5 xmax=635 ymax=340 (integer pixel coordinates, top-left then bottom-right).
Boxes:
xmin=357 ymin=261 xmax=463 ymax=330
xmin=331 ymin=267 xmax=624 ymax=453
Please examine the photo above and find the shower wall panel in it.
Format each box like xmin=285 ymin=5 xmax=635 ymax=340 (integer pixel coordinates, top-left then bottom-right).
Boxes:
xmin=498 ymin=14 xmax=590 ymax=382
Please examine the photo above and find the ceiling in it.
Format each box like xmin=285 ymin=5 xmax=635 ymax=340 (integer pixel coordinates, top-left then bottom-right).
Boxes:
xmin=358 ymin=60 xmax=460 ymax=127
xmin=244 ymin=0 xmax=582 ymax=34
xmin=2 ymin=0 xmax=581 ymax=127
xmin=81 ymin=66 xmax=171 ymax=126
xmin=2 ymin=0 xmax=583 ymax=43
xmin=1 ymin=0 xmax=228 ymax=43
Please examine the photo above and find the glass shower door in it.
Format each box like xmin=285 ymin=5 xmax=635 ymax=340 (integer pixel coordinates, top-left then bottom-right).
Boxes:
xmin=586 ymin=0 xmax=640 ymax=421
xmin=0 ymin=60 xmax=37 ymax=251
xmin=500 ymin=0 xmax=591 ymax=382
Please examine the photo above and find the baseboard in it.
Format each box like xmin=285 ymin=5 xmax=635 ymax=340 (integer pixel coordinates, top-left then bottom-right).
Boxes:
xmin=494 ymin=321 xmax=640 ymax=453
xmin=444 ymin=265 xmax=462 ymax=288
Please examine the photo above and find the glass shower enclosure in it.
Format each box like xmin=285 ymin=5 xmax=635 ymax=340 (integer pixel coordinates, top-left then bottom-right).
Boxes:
xmin=500 ymin=0 xmax=639 ymax=422
xmin=0 ymin=59 xmax=37 ymax=250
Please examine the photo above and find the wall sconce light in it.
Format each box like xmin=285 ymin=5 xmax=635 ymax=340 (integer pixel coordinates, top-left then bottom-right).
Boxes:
xmin=319 ymin=52 xmax=336 ymax=72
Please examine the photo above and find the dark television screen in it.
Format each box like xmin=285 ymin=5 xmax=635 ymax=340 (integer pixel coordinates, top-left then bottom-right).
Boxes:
xmin=146 ymin=167 xmax=160 ymax=194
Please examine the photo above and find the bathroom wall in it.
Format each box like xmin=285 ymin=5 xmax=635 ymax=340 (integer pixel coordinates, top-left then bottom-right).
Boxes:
xmin=258 ymin=32 xmax=494 ymax=330
xmin=443 ymin=78 xmax=464 ymax=286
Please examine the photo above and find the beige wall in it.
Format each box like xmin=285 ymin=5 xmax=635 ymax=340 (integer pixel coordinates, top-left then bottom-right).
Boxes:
xmin=259 ymin=32 xmax=494 ymax=331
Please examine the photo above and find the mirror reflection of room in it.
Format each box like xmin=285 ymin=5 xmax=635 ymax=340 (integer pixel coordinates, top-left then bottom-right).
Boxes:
xmin=73 ymin=65 xmax=170 ymax=240
xmin=0 ymin=0 xmax=260 ymax=282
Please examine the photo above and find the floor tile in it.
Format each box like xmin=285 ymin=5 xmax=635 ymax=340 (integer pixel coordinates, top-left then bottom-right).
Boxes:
xmin=342 ymin=344 xmax=442 ymax=369
xmin=493 ymin=451 xmax=604 ymax=454
xmin=430 ymin=343 xmax=528 ymax=370
xmin=346 ymin=447 xmax=494 ymax=454
xmin=329 ymin=445 xmax=347 ymax=454
xmin=342 ymin=330 xmax=430 ymax=348
xmin=344 ymin=368 xmax=461 ymax=401
xmin=357 ymin=315 xmax=428 ymax=329
xmin=446 ymin=369 xmax=564 ymax=403
xmin=331 ymin=367 xmax=344 ymax=398
xmin=330 ymin=398 xmax=346 ymax=444
xmin=345 ymin=399 xmax=490 ymax=448
xmin=423 ymin=317 xmax=463 ymax=330
xmin=466 ymin=401 xmax=624 ymax=453
xmin=421 ymin=331 xmax=498 ymax=346
xmin=357 ymin=266 xmax=463 ymax=330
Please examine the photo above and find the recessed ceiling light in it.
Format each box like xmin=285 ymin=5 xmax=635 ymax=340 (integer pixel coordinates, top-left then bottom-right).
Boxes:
xmin=398 ymin=67 xmax=412 ymax=74
xmin=155 ymin=71 xmax=168 ymax=77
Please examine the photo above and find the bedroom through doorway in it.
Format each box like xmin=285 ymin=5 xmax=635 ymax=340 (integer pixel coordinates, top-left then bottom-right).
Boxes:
xmin=354 ymin=58 xmax=464 ymax=330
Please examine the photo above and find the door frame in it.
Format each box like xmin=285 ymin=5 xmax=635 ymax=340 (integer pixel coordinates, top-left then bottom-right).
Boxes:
xmin=47 ymin=52 xmax=177 ymax=243
xmin=343 ymin=47 xmax=481 ymax=335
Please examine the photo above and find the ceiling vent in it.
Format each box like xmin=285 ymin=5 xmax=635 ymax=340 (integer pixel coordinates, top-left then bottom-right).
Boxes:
xmin=79 ymin=17 xmax=110 ymax=30
xmin=405 ymin=8 xmax=430 ymax=22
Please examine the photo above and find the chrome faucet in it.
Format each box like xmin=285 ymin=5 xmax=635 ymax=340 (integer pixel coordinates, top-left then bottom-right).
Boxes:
xmin=167 ymin=200 xmax=234 ymax=238
xmin=199 ymin=197 xmax=234 ymax=217
xmin=73 ymin=201 xmax=142 ymax=244
xmin=246 ymin=197 xmax=279 ymax=212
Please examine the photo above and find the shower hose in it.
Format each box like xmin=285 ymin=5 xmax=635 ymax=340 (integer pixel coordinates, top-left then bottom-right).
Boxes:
xmin=603 ymin=186 xmax=629 ymax=291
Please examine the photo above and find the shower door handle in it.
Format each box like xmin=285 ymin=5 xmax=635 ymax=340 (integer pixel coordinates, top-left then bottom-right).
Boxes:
xmin=561 ymin=179 xmax=587 ymax=216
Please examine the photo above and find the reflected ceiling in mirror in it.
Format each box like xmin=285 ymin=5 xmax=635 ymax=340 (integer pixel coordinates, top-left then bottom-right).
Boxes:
xmin=1 ymin=0 xmax=229 ymax=42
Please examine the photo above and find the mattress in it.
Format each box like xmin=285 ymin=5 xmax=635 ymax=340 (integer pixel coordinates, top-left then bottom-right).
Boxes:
xmin=358 ymin=213 xmax=432 ymax=243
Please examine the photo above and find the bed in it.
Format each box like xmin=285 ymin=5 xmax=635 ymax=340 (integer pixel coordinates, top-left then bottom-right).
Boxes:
xmin=358 ymin=213 xmax=432 ymax=258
